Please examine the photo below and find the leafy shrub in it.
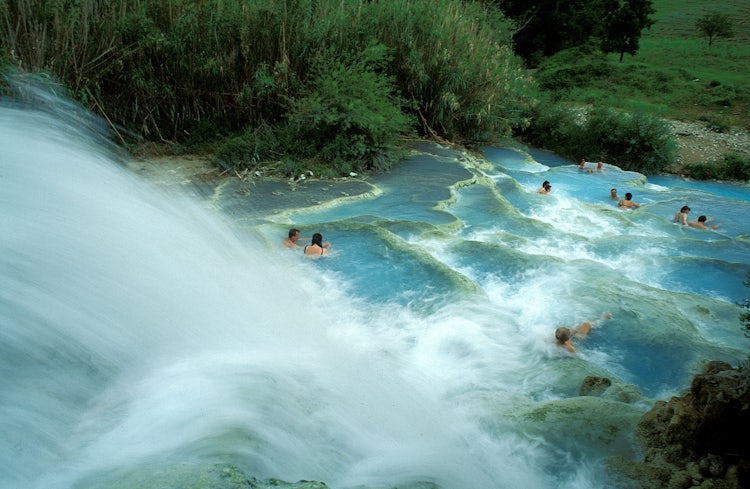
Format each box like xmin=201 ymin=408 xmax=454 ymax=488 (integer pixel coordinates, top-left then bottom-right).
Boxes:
xmin=615 ymin=65 xmax=681 ymax=94
xmin=534 ymin=48 xmax=694 ymax=116
xmin=698 ymin=114 xmax=734 ymax=133
xmin=2 ymin=0 xmax=534 ymax=159
xmin=214 ymin=123 xmax=278 ymax=171
xmin=723 ymin=153 xmax=750 ymax=180
xmin=696 ymin=82 xmax=736 ymax=107
xmin=215 ymin=43 xmax=414 ymax=177
xmin=535 ymin=47 xmax=612 ymax=91
xmin=682 ymin=163 xmax=715 ymax=180
xmin=586 ymin=108 xmax=676 ymax=174
xmin=281 ymin=43 xmax=414 ymax=173
xmin=517 ymin=102 xmax=582 ymax=151
xmin=521 ymin=104 xmax=676 ymax=175
xmin=683 ymin=153 xmax=750 ymax=181
xmin=367 ymin=0 xmax=534 ymax=140
xmin=535 ymin=62 xmax=613 ymax=91
xmin=539 ymin=42 xmax=603 ymax=66
xmin=178 ymin=117 xmax=234 ymax=147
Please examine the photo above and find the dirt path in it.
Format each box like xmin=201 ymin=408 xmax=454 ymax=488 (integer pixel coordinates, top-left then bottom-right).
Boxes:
xmin=670 ymin=120 xmax=750 ymax=169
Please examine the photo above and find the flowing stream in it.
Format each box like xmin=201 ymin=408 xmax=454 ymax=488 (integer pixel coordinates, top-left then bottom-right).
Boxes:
xmin=2 ymin=78 xmax=749 ymax=489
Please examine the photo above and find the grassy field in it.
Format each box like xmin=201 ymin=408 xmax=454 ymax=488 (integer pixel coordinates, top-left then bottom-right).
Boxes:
xmin=563 ymin=0 xmax=750 ymax=127
xmin=647 ymin=0 xmax=750 ymax=42
xmin=639 ymin=0 xmax=750 ymax=86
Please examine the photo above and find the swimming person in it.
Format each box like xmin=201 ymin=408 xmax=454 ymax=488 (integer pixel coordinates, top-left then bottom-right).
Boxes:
xmin=610 ymin=188 xmax=620 ymax=200
xmin=618 ymin=192 xmax=640 ymax=209
xmin=688 ymin=215 xmax=719 ymax=230
xmin=555 ymin=313 xmax=612 ymax=353
xmin=673 ymin=206 xmax=690 ymax=225
xmin=282 ymin=228 xmax=306 ymax=248
xmin=578 ymin=158 xmax=600 ymax=173
xmin=304 ymin=233 xmax=331 ymax=256
xmin=537 ymin=180 xmax=551 ymax=194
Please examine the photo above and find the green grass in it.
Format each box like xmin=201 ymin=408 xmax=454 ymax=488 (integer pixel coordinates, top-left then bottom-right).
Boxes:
xmin=634 ymin=38 xmax=749 ymax=81
xmin=531 ymin=0 xmax=750 ymax=177
xmin=647 ymin=0 xmax=750 ymax=42
xmin=603 ymin=0 xmax=750 ymax=125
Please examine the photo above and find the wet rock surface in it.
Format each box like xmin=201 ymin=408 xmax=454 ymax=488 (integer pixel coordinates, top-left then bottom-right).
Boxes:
xmin=608 ymin=361 xmax=750 ymax=489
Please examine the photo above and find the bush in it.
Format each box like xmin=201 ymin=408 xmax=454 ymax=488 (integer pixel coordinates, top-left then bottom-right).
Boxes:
xmin=696 ymin=82 xmax=736 ymax=108
xmin=214 ymin=43 xmax=414 ymax=176
xmin=682 ymin=162 xmax=715 ymax=180
xmin=683 ymin=153 xmax=750 ymax=181
xmin=535 ymin=62 xmax=613 ymax=91
xmin=535 ymin=46 xmax=612 ymax=91
xmin=723 ymin=153 xmax=750 ymax=180
xmin=516 ymin=102 xmax=582 ymax=151
xmin=365 ymin=0 xmax=534 ymax=141
xmin=2 ymin=0 xmax=535 ymax=157
xmin=281 ymin=43 xmax=414 ymax=173
xmin=698 ymin=114 xmax=734 ymax=133
xmin=214 ymin=123 xmax=278 ymax=171
xmin=520 ymin=104 xmax=677 ymax=175
xmin=615 ymin=65 xmax=681 ymax=95
xmin=586 ymin=108 xmax=676 ymax=174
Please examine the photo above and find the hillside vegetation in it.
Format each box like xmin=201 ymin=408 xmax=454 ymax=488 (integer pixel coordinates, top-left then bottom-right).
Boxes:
xmin=525 ymin=0 xmax=750 ymax=178
xmin=533 ymin=0 xmax=749 ymax=125
xmin=0 ymin=0 xmax=533 ymax=177
xmin=1 ymin=0 xmax=748 ymax=179
xmin=612 ymin=0 xmax=748 ymax=124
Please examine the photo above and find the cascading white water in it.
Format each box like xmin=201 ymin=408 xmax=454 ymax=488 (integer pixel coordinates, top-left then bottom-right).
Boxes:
xmin=3 ymin=76 xmax=749 ymax=489
xmin=0 ymin=79 xmax=569 ymax=489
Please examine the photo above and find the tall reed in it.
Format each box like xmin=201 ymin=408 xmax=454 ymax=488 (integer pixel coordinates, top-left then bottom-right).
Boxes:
xmin=1 ymin=0 xmax=535 ymax=157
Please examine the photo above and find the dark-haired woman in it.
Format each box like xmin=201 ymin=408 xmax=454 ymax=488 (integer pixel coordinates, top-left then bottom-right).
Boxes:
xmin=304 ymin=233 xmax=331 ymax=256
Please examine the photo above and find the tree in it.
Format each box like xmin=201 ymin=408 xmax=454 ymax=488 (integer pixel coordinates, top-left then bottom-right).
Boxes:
xmin=600 ymin=0 xmax=655 ymax=62
xmin=494 ymin=0 xmax=608 ymax=62
xmin=488 ymin=0 xmax=655 ymax=65
xmin=696 ymin=12 xmax=734 ymax=47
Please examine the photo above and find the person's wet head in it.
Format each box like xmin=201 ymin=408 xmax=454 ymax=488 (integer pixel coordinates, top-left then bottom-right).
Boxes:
xmin=283 ymin=228 xmax=303 ymax=248
xmin=555 ymin=327 xmax=571 ymax=343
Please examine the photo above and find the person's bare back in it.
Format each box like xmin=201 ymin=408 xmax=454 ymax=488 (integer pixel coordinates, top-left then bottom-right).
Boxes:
xmin=618 ymin=193 xmax=640 ymax=209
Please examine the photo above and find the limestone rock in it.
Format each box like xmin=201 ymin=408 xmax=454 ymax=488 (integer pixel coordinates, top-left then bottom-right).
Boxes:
xmin=579 ymin=375 xmax=612 ymax=397
xmin=611 ymin=361 xmax=750 ymax=489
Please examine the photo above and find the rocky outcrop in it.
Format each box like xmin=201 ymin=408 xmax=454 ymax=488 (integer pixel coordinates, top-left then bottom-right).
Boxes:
xmin=579 ymin=375 xmax=649 ymax=404
xmin=609 ymin=361 xmax=750 ymax=489
xmin=579 ymin=375 xmax=612 ymax=397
